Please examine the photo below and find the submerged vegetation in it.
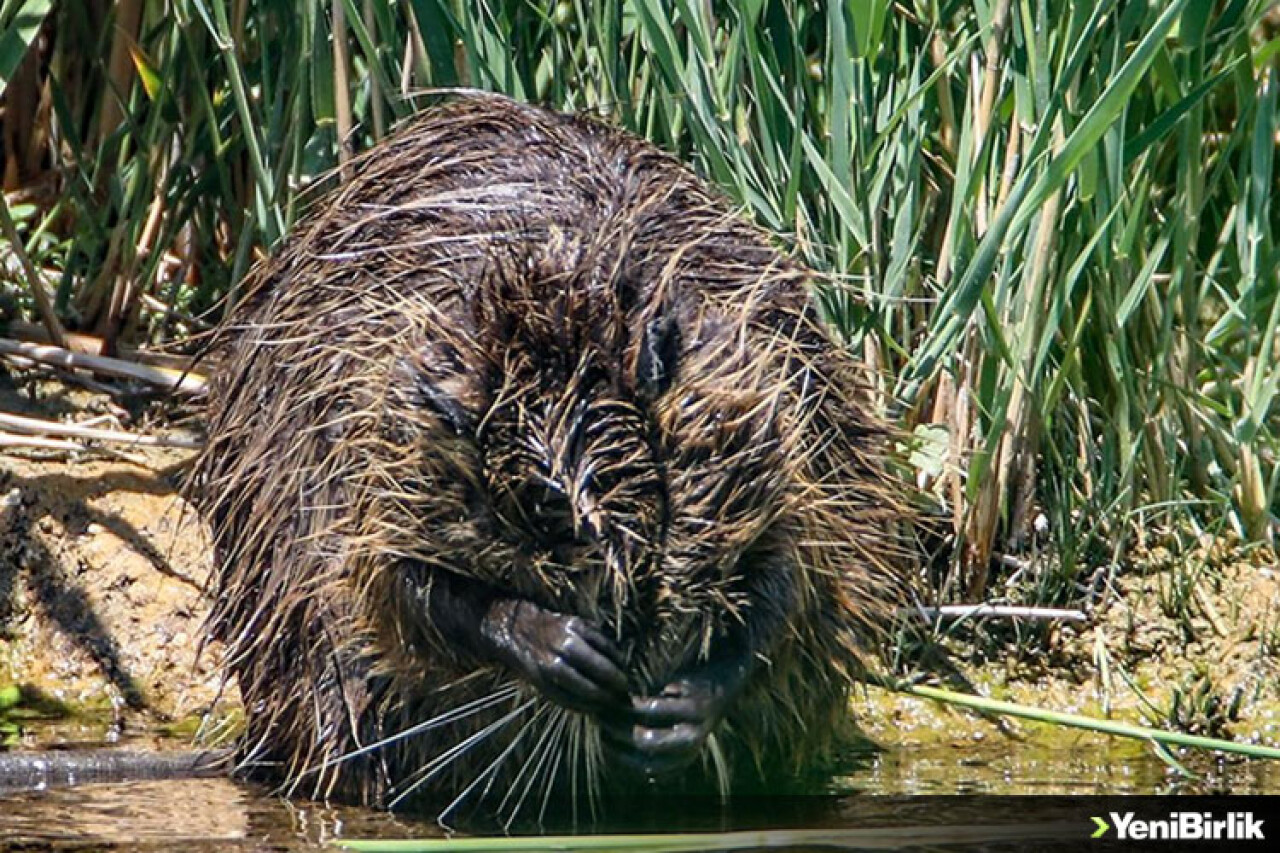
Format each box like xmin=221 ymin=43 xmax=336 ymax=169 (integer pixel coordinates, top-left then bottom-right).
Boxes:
xmin=0 ymin=0 xmax=1278 ymax=610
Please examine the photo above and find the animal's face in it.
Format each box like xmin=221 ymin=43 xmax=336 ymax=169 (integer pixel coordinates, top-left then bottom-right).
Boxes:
xmin=367 ymin=251 xmax=806 ymax=802
xmin=393 ymin=250 xmax=797 ymax=675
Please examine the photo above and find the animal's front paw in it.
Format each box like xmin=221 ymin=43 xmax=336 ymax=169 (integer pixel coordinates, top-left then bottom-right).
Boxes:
xmin=482 ymin=600 xmax=629 ymax=713
xmin=602 ymin=665 xmax=744 ymax=778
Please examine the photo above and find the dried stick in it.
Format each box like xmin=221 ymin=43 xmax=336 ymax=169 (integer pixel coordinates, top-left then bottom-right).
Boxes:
xmin=911 ymin=604 xmax=1088 ymax=623
xmin=0 ymin=411 xmax=202 ymax=450
xmin=0 ymin=432 xmax=83 ymax=451
xmin=0 ymin=338 xmax=207 ymax=395
xmin=4 ymin=320 xmax=198 ymax=371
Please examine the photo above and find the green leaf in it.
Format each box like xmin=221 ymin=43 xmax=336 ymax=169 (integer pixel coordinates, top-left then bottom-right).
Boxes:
xmin=404 ymin=0 xmax=459 ymax=86
xmin=128 ymin=43 xmax=162 ymax=102
xmin=310 ymin=1 xmax=335 ymax=125
xmin=1123 ymin=62 xmax=1238 ymax=161
xmin=1115 ymin=228 xmax=1171 ymax=327
xmin=1010 ymin=0 xmax=1191 ymax=237
xmin=906 ymin=424 xmax=950 ymax=481
xmin=0 ymin=0 xmax=51 ymax=98
xmin=1180 ymin=0 xmax=1213 ymax=47
xmin=848 ymin=0 xmax=888 ymax=59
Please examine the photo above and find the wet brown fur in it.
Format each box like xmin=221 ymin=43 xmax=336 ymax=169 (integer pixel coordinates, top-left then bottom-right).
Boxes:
xmin=191 ymin=93 xmax=908 ymax=818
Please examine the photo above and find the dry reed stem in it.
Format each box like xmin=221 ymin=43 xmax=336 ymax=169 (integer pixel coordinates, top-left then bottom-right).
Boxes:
xmin=0 ymin=411 xmax=200 ymax=449
xmin=0 ymin=338 xmax=207 ymax=394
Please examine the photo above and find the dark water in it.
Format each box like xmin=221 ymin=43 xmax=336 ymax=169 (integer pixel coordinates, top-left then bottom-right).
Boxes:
xmin=2 ymin=718 xmax=1278 ymax=850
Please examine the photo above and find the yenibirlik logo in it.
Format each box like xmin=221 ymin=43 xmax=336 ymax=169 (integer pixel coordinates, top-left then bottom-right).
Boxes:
xmin=1092 ymin=811 xmax=1265 ymax=841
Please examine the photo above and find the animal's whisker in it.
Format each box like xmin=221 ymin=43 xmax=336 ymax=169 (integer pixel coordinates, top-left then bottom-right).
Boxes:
xmin=584 ymin=716 xmax=604 ymax=820
xmin=536 ymin=710 xmax=573 ymax=824
xmin=388 ymin=698 xmax=535 ymax=809
xmin=298 ymin=684 xmax=521 ymax=779
xmin=567 ymin=713 xmax=582 ymax=826
xmin=707 ymin=732 xmax=730 ymax=799
xmin=438 ymin=702 xmax=548 ymax=826
xmin=478 ymin=703 xmax=552 ymax=808
xmin=502 ymin=705 xmax=569 ymax=828
xmin=496 ymin=703 xmax=557 ymax=822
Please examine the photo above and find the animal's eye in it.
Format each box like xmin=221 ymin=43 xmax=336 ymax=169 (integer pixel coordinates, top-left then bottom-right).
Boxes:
xmin=635 ymin=315 xmax=680 ymax=400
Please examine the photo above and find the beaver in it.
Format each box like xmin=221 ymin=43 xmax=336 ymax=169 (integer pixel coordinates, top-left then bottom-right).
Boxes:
xmin=190 ymin=93 xmax=908 ymax=821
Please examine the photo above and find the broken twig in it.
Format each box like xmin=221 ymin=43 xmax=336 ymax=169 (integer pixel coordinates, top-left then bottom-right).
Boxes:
xmin=0 ymin=411 xmax=202 ymax=450
xmin=0 ymin=338 xmax=206 ymax=395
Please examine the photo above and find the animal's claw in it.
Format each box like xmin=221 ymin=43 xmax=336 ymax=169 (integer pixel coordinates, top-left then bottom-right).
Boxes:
xmin=484 ymin=601 xmax=628 ymax=713
xmin=600 ymin=675 xmax=732 ymax=777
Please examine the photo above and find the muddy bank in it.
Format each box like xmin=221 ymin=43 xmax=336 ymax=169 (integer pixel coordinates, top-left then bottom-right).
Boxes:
xmin=859 ymin=539 xmax=1280 ymax=766
xmin=0 ymin=379 xmax=227 ymax=739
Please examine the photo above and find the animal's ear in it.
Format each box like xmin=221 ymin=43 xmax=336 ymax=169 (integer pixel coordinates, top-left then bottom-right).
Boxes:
xmin=415 ymin=375 xmax=475 ymax=435
xmin=635 ymin=315 xmax=681 ymax=400
xmin=403 ymin=342 xmax=482 ymax=435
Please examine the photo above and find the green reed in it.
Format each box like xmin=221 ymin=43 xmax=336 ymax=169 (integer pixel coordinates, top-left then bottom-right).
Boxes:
xmin=0 ymin=1 xmax=1277 ymax=602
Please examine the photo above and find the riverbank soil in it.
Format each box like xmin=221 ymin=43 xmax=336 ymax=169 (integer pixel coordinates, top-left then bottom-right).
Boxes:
xmin=859 ymin=537 xmax=1280 ymax=787
xmin=2 ymin=378 xmax=1278 ymax=786
xmin=0 ymin=377 xmax=227 ymax=744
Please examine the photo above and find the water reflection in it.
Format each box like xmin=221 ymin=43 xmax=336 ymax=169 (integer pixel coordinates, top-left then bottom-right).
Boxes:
xmin=0 ymin=777 xmax=432 ymax=849
xmin=0 ymin=734 xmax=1277 ymax=850
xmin=843 ymin=742 xmax=1275 ymax=796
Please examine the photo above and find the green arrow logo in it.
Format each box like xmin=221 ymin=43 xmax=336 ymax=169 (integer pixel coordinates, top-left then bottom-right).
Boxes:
xmin=1091 ymin=816 xmax=1110 ymax=838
